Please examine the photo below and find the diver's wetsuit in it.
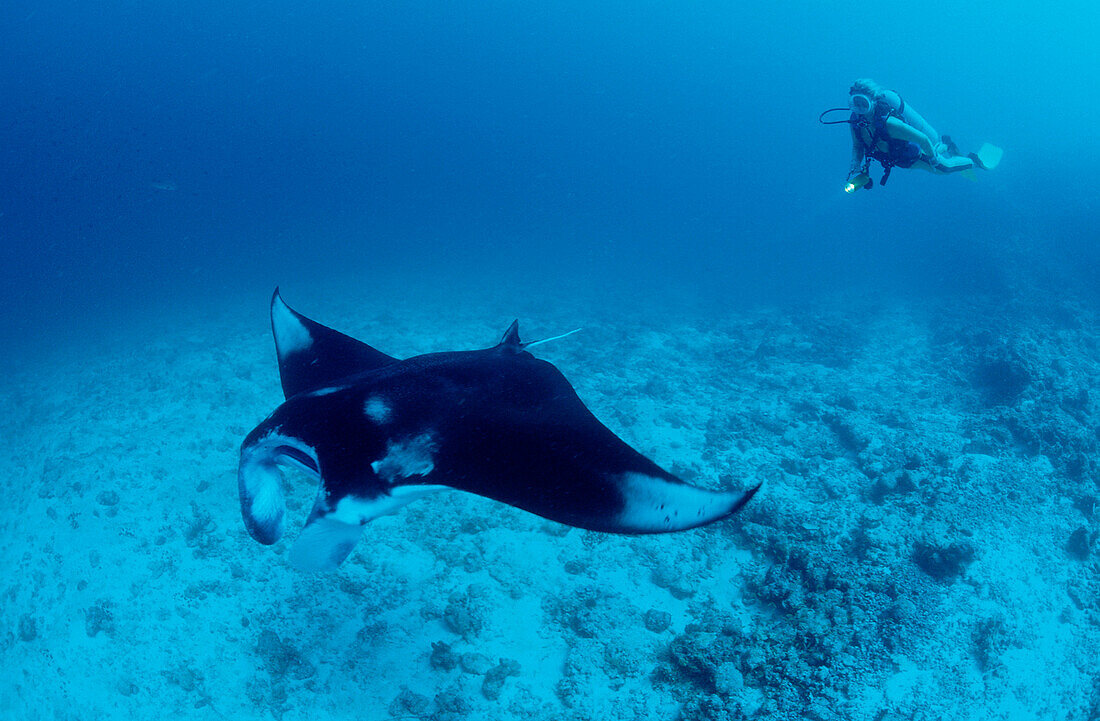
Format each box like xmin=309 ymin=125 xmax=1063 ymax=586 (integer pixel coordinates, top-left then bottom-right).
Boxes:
xmin=850 ymin=89 xmax=976 ymax=176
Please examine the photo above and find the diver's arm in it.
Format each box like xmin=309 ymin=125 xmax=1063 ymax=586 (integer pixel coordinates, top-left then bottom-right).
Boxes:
xmin=884 ymin=117 xmax=935 ymax=158
xmin=849 ymin=123 xmax=865 ymax=176
xmin=892 ymin=99 xmax=941 ymax=147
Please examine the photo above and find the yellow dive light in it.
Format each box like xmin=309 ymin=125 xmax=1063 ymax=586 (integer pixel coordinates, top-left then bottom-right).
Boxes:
xmin=844 ymin=173 xmax=871 ymax=193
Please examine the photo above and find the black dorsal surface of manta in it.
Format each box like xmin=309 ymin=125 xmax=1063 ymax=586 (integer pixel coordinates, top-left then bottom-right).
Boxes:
xmin=238 ymin=290 xmax=761 ymax=571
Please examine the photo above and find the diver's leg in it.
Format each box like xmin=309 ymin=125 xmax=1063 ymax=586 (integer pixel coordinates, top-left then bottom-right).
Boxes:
xmin=896 ymin=102 xmax=942 ymax=147
xmin=931 ymin=154 xmax=976 ymax=173
xmin=909 ymin=159 xmax=939 ymax=174
xmin=884 ymin=117 xmax=936 ymax=157
xmin=888 ymin=119 xmax=977 ymax=173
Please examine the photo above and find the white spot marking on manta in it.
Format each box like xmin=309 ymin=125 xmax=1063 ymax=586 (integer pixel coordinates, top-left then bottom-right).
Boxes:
xmin=616 ymin=472 xmax=738 ymax=532
xmin=308 ymin=386 xmax=343 ymax=397
xmin=328 ymin=485 xmax=450 ymax=525
xmin=363 ymin=395 xmax=392 ymax=423
xmin=272 ymin=298 xmax=312 ymax=355
xmin=370 ymin=433 xmax=437 ymax=484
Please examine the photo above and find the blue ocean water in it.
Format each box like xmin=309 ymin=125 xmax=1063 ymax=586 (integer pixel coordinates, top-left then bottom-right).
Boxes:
xmin=2 ymin=1 xmax=1098 ymax=719
xmin=3 ymin=0 xmax=1097 ymax=355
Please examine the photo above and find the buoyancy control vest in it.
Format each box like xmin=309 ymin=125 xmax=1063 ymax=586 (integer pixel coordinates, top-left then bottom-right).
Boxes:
xmin=856 ymin=96 xmax=923 ymax=184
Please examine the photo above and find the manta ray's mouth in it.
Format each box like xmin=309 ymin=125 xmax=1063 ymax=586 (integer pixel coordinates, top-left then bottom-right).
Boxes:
xmin=277 ymin=445 xmax=319 ymax=475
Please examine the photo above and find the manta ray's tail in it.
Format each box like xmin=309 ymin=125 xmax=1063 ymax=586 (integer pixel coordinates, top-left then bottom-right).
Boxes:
xmin=495 ymin=319 xmax=582 ymax=351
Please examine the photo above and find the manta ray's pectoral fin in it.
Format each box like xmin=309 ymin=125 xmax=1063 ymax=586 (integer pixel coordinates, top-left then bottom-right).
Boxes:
xmin=612 ymin=473 xmax=762 ymax=533
xmin=438 ymin=394 xmax=761 ymax=535
xmin=270 ymin=289 xmax=400 ymax=399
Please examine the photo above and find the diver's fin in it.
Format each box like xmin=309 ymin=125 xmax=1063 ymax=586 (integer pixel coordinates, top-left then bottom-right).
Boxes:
xmin=270 ymin=289 xmax=400 ymax=398
xmin=960 ymin=169 xmax=978 ymax=182
xmin=941 ymin=134 xmax=961 ymax=156
xmin=975 ymin=143 xmax=1003 ymax=170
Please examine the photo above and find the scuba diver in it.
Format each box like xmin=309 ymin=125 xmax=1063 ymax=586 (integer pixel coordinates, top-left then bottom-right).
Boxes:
xmin=820 ymin=78 xmax=1003 ymax=193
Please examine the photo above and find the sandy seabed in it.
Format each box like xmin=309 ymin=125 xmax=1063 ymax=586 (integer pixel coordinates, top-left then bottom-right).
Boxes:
xmin=2 ymin=283 xmax=1097 ymax=721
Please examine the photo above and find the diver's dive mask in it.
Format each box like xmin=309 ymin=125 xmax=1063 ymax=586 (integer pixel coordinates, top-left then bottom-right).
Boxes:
xmin=849 ymin=93 xmax=874 ymax=116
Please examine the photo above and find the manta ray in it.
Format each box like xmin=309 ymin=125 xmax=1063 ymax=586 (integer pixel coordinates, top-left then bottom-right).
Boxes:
xmin=238 ymin=290 xmax=760 ymax=571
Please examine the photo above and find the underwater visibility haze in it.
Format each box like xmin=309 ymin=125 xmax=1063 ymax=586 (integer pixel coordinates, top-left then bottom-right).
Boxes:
xmin=1 ymin=1 xmax=1098 ymax=719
